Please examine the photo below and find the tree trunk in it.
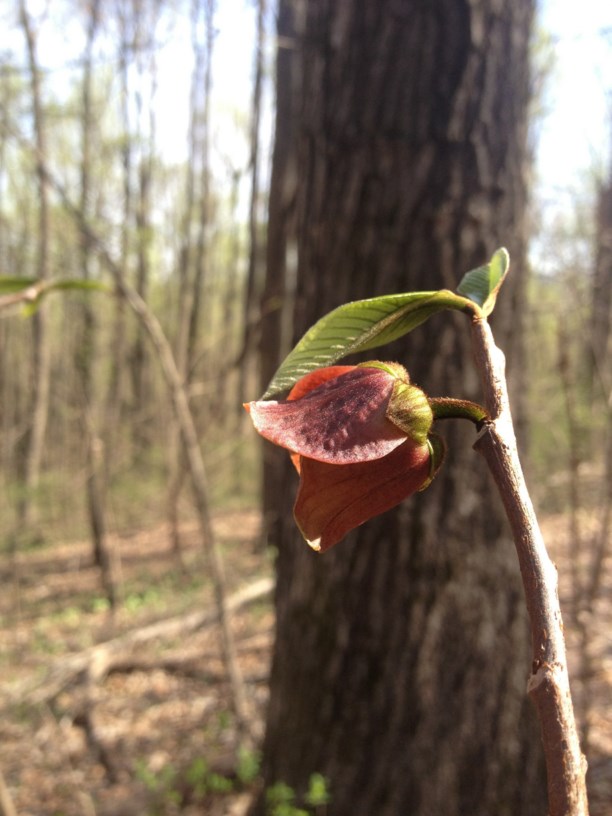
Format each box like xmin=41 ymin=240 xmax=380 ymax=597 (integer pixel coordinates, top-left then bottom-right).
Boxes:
xmin=78 ymin=0 xmax=117 ymax=609
xmin=238 ymin=0 xmax=266 ymax=408
xmin=129 ymin=2 xmax=159 ymax=458
xmin=166 ymin=0 xmax=215 ymax=559
xmin=588 ymin=161 xmax=612 ymax=397
xmin=253 ymin=2 xmax=546 ymax=815
xmin=186 ymin=0 xmax=214 ymax=377
xmin=18 ymin=0 xmax=52 ymax=531
xmin=258 ymin=0 xmax=298 ymax=546
xmin=104 ymin=5 xmax=133 ymax=471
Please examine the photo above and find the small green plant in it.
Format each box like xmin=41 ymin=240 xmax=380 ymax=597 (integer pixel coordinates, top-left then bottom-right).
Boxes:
xmin=266 ymin=774 xmax=331 ymax=816
xmin=124 ymin=586 xmax=164 ymax=614
xmin=91 ymin=596 xmax=111 ymax=613
xmin=266 ymin=781 xmax=308 ymax=816
xmin=236 ymin=745 xmax=261 ymax=785
xmin=185 ymin=757 xmax=209 ymax=799
xmin=134 ymin=759 xmax=180 ymax=813
xmin=305 ymin=773 xmax=330 ymax=808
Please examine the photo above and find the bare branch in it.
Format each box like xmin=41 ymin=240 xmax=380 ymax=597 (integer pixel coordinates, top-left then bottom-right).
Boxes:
xmin=471 ymin=316 xmax=589 ymax=816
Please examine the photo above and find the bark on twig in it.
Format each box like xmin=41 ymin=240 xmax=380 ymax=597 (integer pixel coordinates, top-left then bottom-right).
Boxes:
xmin=470 ymin=316 xmax=589 ymax=816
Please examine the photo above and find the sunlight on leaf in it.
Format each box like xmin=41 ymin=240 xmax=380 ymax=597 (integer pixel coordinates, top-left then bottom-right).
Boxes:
xmin=20 ymin=279 xmax=110 ymax=317
xmin=457 ymin=247 xmax=510 ymax=317
xmin=263 ymin=289 xmax=470 ymax=398
xmin=0 ymin=275 xmax=37 ymax=294
xmin=47 ymin=279 xmax=110 ymax=293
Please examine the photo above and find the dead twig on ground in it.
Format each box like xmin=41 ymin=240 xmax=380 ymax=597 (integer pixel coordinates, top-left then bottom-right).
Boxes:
xmin=2 ymin=578 xmax=273 ymax=711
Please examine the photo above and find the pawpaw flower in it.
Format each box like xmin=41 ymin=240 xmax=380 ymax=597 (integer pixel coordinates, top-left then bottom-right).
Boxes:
xmin=245 ymin=363 xmax=445 ymax=552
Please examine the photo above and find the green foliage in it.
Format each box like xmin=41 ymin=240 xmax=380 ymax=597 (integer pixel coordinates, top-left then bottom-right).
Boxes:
xmin=134 ymin=758 xmax=180 ymax=812
xmin=124 ymin=586 xmax=165 ymax=614
xmin=266 ymin=775 xmax=331 ymax=816
xmin=304 ymin=773 xmax=331 ymax=807
xmin=91 ymin=597 xmax=111 ymax=614
xmin=263 ymin=289 xmax=470 ymax=398
xmin=236 ymin=746 xmax=261 ymax=785
xmin=185 ymin=757 xmax=233 ymax=796
xmin=266 ymin=781 xmax=309 ymax=816
xmin=21 ymin=279 xmax=109 ymax=316
xmin=135 ymin=749 xmax=261 ymax=811
xmin=457 ymin=247 xmax=510 ymax=316
xmin=262 ymin=250 xmax=511 ymax=398
xmin=0 ymin=275 xmax=37 ymax=293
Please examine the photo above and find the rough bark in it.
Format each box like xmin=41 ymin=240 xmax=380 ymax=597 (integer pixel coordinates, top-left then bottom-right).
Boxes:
xmin=253 ymin=2 xmax=546 ymax=815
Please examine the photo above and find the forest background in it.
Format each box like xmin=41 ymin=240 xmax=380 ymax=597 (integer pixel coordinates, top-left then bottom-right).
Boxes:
xmin=0 ymin=0 xmax=611 ymax=815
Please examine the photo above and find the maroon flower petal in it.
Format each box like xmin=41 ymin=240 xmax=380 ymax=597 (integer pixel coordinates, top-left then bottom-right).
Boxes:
xmin=294 ymin=439 xmax=431 ymax=551
xmin=247 ymin=367 xmax=406 ymax=464
xmin=287 ymin=366 xmax=355 ymax=401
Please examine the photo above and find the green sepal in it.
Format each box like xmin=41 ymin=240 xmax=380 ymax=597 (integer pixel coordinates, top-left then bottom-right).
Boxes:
xmin=419 ymin=433 xmax=446 ymax=491
xmin=356 ymin=361 xmax=433 ymax=444
xmin=387 ymin=380 xmax=433 ymax=444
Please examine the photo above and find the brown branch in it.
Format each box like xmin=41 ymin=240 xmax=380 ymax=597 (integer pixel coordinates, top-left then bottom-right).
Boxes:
xmin=470 ymin=316 xmax=589 ymax=816
xmin=0 ymin=281 xmax=46 ymax=312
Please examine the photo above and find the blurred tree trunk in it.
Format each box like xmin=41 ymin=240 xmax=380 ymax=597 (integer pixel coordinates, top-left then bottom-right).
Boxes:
xmin=167 ymin=0 xmax=215 ymax=559
xmin=104 ymin=4 xmax=133 ymax=471
xmin=238 ymin=0 xmax=266 ymax=407
xmin=588 ymin=158 xmax=612 ymax=396
xmin=18 ymin=0 xmax=52 ymax=531
xmin=186 ymin=0 xmax=214 ymax=375
xmin=129 ymin=1 xmax=160 ymax=458
xmin=77 ymin=0 xmax=116 ymax=608
xmin=258 ymin=0 xmax=298 ymax=545
xmin=253 ymin=2 xmax=546 ymax=815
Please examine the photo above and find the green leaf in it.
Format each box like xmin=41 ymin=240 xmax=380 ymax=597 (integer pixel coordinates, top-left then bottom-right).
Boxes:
xmin=18 ymin=279 xmax=110 ymax=316
xmin=0 ymin=275 xmax=37 ymax=294
xmin=46 ymin=279 xmax=110 ymax=294
xmin=263 ymin=289 xmax=470 ymax=398
xmin=456 ymin=247 xmax=510 ymax=316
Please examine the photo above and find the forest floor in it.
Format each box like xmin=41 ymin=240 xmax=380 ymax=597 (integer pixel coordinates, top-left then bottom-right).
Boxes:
xmin=0 ymin=510 xmax=610 ymax=816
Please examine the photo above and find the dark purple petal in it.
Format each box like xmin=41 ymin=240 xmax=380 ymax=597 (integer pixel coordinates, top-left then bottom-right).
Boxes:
xmin=247 ymin=367 xmax=406 ymax=464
